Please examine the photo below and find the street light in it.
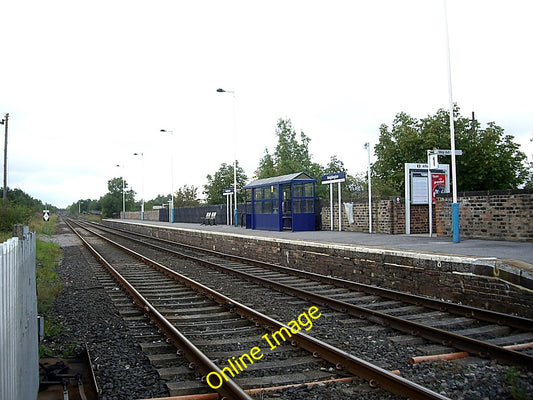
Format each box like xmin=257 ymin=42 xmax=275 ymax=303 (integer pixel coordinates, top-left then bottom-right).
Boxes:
xmin=364 ymin=142 xmax=372 ymax=234
xmin=0 ymin=113 xmax=9 ymax=206
xmin=443 ymin=0 xmax=460 ymax=243
xmin=160 ymin=129 xmax=174 ymax=223
xmin=133 ymin=152 xmax=144 ymax=221
xmin=216 ymin=88 xmax=238 ymax=227
xmin=115 ymin=164 xmax=125 ymax=219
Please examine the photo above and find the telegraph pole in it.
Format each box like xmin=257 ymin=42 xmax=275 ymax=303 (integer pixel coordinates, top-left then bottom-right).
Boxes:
xmin=0 ymin=113 xmax=8 ymax=206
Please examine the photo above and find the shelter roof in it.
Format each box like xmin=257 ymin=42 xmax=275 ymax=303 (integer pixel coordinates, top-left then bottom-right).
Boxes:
xmin=244 ymin=172 xmax=316 ymax=189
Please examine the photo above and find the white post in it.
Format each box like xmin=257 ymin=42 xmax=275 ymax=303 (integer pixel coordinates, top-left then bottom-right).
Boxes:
xmin=365 ymin=142 xmax=372 ymax=234
xmin=337 ymin=181 xmax=342 ymax=232
xmin=443 ymin=0 xmax=460 ymax=242
xmin=427 ymin=151 xmax=433 ymax=237
xmin=329 ymin=183 xmax=334 ymax=231
xmin=226 ymin=195 xmax=230 ymax=225
xmin=405 ymin=164 xmax=410 ymax=235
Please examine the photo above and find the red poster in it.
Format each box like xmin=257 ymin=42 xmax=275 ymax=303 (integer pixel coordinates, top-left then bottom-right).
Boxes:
xmin=431 ymin=173 xmax=446 ymax=203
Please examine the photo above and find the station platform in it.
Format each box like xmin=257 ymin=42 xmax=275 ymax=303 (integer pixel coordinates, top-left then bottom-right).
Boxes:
xmin=109 ymin=219 xmax=533 ymax=267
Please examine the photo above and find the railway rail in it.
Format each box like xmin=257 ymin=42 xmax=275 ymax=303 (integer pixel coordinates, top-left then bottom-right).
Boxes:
xmin=85 ymin=218 xmax=533 ymax=371
xmin=65 ymin=218 xmax=451 ymax=399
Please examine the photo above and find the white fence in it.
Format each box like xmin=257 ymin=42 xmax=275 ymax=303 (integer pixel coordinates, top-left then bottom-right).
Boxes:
xmin=0 ymin=232 xmax=39 ymax=400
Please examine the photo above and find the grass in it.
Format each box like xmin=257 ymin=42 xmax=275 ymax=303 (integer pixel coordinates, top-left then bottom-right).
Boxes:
xmin=0 ymin=214 xmax=65 ymax=314
xmin=503 ymin=366 xmax=530 ymax=400
xmin=36 ymin=238 xmax=63 ymax=314
xmin=2 ymin=214 xmax=67 ymax=356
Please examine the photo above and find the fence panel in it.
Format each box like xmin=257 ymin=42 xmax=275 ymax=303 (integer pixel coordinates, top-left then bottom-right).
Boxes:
xmin=0 ymin=232 xmax=38 ymax=400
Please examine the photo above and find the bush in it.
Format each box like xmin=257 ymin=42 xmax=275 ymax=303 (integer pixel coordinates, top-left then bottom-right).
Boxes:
xmin=0 ymin=202 xmax=32 ymax=232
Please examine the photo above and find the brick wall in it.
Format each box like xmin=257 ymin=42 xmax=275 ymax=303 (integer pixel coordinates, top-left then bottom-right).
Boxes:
xmin=321 ymin=198 xmax=435 ymax=234
xmin=436 ymin=189 xmax=533 ymax=241
xmin=322 ymin=189 xmax=533 ymax=241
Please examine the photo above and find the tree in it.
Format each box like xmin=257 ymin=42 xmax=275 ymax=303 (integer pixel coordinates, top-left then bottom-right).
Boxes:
xmin=145 ymin=194 xmax=171 ymax=210
xmin=373 ymin=107 xmax=529 ymax=194
xmin=255 ymin=118 xmax=315 ymax=179
xmin=67 ymin=198 xmax=101 ymax=215
xmin=174 ymin=185 xmax=201 ymax=207
xmin=525 ymin=161 xmax=533 ymax=189
xmin=101 ymin=177 xmax=136 ymax=218
xmin=203 ymin=162 xmax=247 ymax=205
xmin=320 ymin=155 xmax=366 ymax=200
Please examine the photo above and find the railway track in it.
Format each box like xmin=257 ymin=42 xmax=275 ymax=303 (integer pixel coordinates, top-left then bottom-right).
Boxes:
xmin=65 ymin=218 xmax=450 ymax=399
xmin=85 ymin=219 xmax=533 ymax=372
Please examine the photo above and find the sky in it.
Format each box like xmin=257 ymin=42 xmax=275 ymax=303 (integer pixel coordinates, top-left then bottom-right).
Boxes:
xmin=1 ymin=0 xmax=532 ymax=209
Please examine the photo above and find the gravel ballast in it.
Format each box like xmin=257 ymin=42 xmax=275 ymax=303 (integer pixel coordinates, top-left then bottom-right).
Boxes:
xmin=45 ymin=222 xmax=533 ymax=399
xmin=43 ymin=226 xmax=169 ymax=400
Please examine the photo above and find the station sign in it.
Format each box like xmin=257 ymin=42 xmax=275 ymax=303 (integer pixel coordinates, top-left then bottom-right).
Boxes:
xmin=321 ymin=171 xmax=346 ymax=185
xmin=433 ymin=149 xmax=463 ymax=156
xmin=223 ymin=188 xmax=234 ymax=195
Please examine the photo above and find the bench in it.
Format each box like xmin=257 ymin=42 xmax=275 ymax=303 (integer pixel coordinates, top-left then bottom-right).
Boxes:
xmin=200 ymin=212 xmax=217 ymax=225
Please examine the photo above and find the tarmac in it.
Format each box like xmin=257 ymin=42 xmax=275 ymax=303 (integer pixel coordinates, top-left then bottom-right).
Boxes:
xmin=111 ymin=219 xmax=533 ymax=268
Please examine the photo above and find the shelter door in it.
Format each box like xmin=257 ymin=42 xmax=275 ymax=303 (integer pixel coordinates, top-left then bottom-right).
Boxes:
xmin=282 ymin=184 xmax=292 ymax=230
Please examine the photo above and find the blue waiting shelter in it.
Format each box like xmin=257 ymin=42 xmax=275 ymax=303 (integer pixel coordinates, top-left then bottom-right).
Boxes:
xmin=243 ymin=172 xmax=317 ymax=231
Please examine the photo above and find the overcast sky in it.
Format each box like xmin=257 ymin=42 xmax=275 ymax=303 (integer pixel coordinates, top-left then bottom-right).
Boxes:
xmin=2 ymin=0 xmax=532 ymax=208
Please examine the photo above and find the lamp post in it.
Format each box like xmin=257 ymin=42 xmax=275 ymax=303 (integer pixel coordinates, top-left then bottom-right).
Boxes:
xmin=133 ymin=152 xmax=144 ymax=220
xmin=364 ymin=142 xmax=372 ymax=234
xmin=443 ymin=0 xmax=460 ymax=242
xmin=116 ymin=164 xmax=125 ymax=219
xmin=216 ymin=88 xmax=238 ymax=227
xmin=0 ymin=113 xmax=9 ymax=206
xmin=160 ymin=129 xmax=174 ymax=223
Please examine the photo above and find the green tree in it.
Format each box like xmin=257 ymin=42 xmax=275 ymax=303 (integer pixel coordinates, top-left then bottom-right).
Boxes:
xmin=373 ymin=107 xmax=529 ymax=194
xmin=174 ymin=185 xmax=201 ymax=207
xmin=145 ymin=194 xmax=171 ymax=210
xmin=255 ymin=118 xmax=315 ymax=179
xmin=203 ymin=162 xmax=247 ymax=205
xmin=3 ymin=187 xmax=44 ymax=212
xmin=0 ymin=201 xmax=32 ymax=231
xmin=524 ymin=161 xmax=533 ymax=189
xmin=101 ymin=177 xmax=136 ymax=218
xmin=319 ymin=155 xmax=366 ymax=200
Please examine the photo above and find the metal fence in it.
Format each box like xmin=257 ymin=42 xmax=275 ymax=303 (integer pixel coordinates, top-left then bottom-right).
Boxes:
xmin=0 ymin=232 xmax=39 ymax=400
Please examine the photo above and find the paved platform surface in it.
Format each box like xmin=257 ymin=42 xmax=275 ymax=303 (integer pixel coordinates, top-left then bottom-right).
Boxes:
xmin=110 ymin=219 xmax=533 ymax=267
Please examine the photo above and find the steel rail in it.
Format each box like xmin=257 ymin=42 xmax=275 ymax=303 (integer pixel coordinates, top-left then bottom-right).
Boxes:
xmin=86 ymin=219 xmax=533 ymax=369
xmin=96 ymin=219 xmax=533 ymax=331
xmin=64 ymin=219 xmax=253 ymax=400
xmin=69 ymin=218 xmax=450 ymax=400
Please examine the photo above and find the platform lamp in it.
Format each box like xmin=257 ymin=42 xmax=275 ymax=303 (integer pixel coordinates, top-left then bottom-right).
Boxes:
xmin=115 ymin=164 xmax=125 ymax=219
xmin=216 ymin=88 xmax=238 ymax=227
xmin=443 ymin=0 xmax=460 ymax=242
xmin=160 ymin=129 xmax=174 ymax=223
xmin=0 ymin=113 xmax=8 ymax=206
xmin=133 ymin=152 xmax=144 ymax=221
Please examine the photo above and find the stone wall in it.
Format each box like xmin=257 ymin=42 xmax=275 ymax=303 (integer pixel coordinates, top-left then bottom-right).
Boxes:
xmin=104 ymin=220 xmax=533 ymax=318
xmin=436 ymin=189 xmax=533 ymax=241
xmin=321 ymin=198 xmax=434 ymax=234
xmin=123 ymin=210 xmax=160 ymax=221
xmin=322 ymin=189 xmax=533 ymax=242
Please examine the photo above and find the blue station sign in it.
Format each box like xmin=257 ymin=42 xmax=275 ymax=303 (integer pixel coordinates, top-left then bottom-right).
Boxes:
xmin=321 ymin=171 xmax=346 ymax=184
xmin=223 ymin=188 xmax=234 ymax=195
